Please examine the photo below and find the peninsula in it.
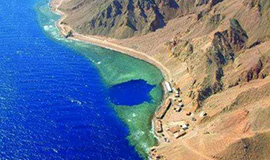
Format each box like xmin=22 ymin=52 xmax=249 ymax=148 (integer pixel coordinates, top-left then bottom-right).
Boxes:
xmin=51 ymin=0 xmax=270 ymax=159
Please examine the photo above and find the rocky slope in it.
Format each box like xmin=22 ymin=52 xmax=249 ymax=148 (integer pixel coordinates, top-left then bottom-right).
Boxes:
xmin=57 ymin=0 xmax=224 ymax=39
xmin=54 ymin=0 xmax=270 ymax=159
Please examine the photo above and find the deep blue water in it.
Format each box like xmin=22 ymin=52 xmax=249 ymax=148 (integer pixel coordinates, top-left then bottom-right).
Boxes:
xmin=109 ymin=80 xmax=154 ymax=106
xmin=0 ymin=0 xmax=153 ymax=159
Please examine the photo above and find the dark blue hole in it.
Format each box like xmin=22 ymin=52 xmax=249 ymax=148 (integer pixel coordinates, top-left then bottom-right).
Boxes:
xmin=109 ymin=80 xmax=155 ymax=106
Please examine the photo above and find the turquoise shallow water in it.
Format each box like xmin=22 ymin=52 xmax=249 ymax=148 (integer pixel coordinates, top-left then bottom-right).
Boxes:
xmin=37 ymin=1 xmax=164 ymax=158
xmin=0 ymin=0 xmax=164 ymax=159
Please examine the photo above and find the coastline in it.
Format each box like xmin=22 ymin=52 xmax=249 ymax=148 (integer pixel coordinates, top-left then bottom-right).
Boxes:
xmin=50 ymin=0 xmax=172 ymax=152
xmin=49 ymin=0 xmax=173 ymax=159
xmin=50 ymin=0 xmax=171 ymax=83
xmin=45 ymin=1 xmax=270 ymax=160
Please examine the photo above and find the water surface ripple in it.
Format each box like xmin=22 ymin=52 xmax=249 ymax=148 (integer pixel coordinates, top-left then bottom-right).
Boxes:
xmin=0 ymin=0 xmax=164 ymax=159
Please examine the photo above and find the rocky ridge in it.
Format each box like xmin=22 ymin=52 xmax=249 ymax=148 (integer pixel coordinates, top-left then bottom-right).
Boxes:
xmin=58 ymin=0 xmax=224 ymax=39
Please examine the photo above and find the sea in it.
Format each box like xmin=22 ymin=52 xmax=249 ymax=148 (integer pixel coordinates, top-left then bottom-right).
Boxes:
xmin=0 ymin=0 xmax=164 ymax=159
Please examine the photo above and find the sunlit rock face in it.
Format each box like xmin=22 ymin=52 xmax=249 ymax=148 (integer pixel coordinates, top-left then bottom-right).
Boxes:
xmin=57 ymin=0 xmax=222 ymax=39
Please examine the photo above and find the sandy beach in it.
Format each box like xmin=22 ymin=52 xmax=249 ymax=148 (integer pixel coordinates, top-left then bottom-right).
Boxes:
xmin=50 ymin=0 xmax=172 ymax=83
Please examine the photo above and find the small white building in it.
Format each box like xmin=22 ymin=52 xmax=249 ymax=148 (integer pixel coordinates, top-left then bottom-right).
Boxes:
xmin=200 ymin=111 xmax=207 ymax=117
xmin=178 ymin=103 xmax=184 ymax=107
xmin=182 ymin=124 xmax=189 ymax=130
xmin=174 ymin=106 xmax=182 ymax=112
xmin=165 ymin=82 xmax=173 ymax=93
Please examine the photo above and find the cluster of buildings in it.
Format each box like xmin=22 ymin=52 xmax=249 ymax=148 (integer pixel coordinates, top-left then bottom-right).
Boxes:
xmin=154 ymin=81 xmax=208 ymax=141
xmin=151 ymin=81 xmax=209 ymax=160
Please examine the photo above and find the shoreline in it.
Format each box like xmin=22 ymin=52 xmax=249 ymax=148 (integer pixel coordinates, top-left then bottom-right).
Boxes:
xmin=45 ymin=1 xmax=270 ymax=160
xmin=49 ymin=2 xmax=172 ymax=84
xmin=50 ymin=0 xmax=172 ymax=147
xmin=50 ymin=1 xmax=172 ymax=83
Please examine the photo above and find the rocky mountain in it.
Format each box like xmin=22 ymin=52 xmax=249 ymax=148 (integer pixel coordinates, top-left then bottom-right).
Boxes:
xmin=167 ymin=0 xmax=270 ymax=108
xmin=58 ymin=0 xmax=224 ymax=39
xmin=54 ymin=0 xmax=270 ymax=159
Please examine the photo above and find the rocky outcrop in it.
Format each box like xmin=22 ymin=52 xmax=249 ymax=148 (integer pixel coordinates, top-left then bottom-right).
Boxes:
xmin=168 ymin=18 xmax=250 ymax=105
xmin=212 ymin=19 xmax=248 ymax=58
xmin=240 ymin=59 xmax=263 ymax=82
xmin=243 ymin=0 xmax=270 ymax=14
xmin=168 ymin=39 xmax=194 ymax=61
xmin=200 ymin=19 xmax=248 ymax=97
